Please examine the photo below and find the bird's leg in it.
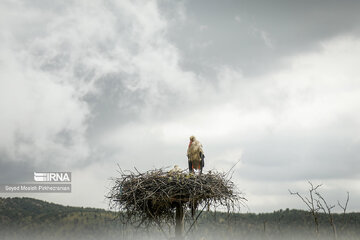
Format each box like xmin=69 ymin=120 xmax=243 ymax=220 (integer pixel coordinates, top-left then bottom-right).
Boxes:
xmin=188 ymin=160 xmax=192 ymax=173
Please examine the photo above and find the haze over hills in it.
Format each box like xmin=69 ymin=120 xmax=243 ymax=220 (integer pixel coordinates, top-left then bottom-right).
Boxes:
xmin=1 ymin=197 xmax=360 ymax=240
xmin=0 ymin=197 xmax=118 ymax=240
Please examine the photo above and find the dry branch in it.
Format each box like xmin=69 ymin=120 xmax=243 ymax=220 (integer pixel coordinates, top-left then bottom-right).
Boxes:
xmin=338 ymin=192 xmax=349 ymax=214
xmin=289 ymin=181 xmax=322 ymax=235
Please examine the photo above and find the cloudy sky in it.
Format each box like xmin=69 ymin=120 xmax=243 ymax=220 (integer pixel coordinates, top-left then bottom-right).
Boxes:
xmin=1 ymin=0 xmax=360 ymax=213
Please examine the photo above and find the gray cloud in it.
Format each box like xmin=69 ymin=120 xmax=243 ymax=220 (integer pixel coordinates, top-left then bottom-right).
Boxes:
xmin=167 ymin=0 xmax=360 ymax=77
xmin=84 ymin=75 xmax=146 ymax=138
xmin=238 ymin=134 xmax=360 ymax=182
xmin=0 ymin=156 xmax=35 ymax=183
xmin=1 ymin=0 xmax=360 ymax=213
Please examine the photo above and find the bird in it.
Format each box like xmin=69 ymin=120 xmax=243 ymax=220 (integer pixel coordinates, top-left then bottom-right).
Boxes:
xmin=169 ymin=165 xmax=182 ymax=174
xmin=187 ymin=135 xmax=205 ymax=175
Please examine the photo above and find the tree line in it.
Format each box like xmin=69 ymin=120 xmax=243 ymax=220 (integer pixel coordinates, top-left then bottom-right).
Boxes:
xmin=1 ymin=197 xmax=359 ymax=240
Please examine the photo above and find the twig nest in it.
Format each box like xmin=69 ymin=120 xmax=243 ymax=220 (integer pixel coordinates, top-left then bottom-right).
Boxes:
xmin=107 ymin=168 xmax=245 ymax=224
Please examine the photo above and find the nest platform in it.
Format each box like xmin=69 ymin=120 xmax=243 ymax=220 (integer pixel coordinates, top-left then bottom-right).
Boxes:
xmin=108 ymin=168 xmax=244 ymax=224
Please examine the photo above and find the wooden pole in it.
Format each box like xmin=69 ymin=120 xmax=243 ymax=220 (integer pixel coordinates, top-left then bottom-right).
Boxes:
xmin=175 ymin=203 xmax=185 ymax=239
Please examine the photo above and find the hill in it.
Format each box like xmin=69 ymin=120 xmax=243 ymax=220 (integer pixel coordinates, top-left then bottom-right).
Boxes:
xmin=1 ymin=197 xmax=360 ymax=240
xmin=0 ymin=197 xmax=119 ymax=240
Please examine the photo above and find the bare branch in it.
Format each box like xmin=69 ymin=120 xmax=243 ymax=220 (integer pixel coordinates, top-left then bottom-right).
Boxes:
xmin=289 ymin=181 xmax=322 ymax=236
xmin=315 ymin=190 xmax=337 ymax=240
xmin=338 ymin=192 xmax=350 ymax=214
xmin=289 ymin=190 xmax=312 ymax=211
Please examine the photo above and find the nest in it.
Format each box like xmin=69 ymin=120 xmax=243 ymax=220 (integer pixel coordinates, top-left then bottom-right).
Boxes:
xmin=107 ymin=168 xmax=245 ymax=225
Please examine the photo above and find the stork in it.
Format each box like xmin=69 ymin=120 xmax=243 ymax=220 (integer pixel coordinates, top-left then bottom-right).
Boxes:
xmin=187 ymin=135 xmax=205 ymax=175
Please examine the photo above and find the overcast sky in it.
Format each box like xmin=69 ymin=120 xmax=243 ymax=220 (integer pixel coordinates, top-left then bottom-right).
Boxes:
xmin=1 ymin=0 xmax=360 ymax=213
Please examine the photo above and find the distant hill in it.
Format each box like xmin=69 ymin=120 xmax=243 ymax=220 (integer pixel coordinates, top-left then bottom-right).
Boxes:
xmin=0 ymin=197 xmax=106 ymax=217
xmin=0 ymin=197 xmax=119 ymax=240
xmin=0 ymin=197 xmax=113 ymax=224
xmin=1 ymin=197 xmax=360 ymax=240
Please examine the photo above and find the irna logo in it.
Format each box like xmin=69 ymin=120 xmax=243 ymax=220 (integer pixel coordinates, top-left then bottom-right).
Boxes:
xmin=34 ymin=172 xmax=71 ymax=182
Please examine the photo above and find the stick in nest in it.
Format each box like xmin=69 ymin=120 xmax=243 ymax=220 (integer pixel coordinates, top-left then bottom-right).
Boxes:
xmin=107 ymin=168 xmax=246 ymax=226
